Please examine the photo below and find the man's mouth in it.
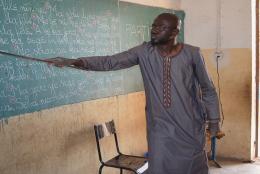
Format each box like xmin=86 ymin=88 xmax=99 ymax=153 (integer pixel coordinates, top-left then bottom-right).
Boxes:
xmin=151 ymin=34 xmax=157 ymax=39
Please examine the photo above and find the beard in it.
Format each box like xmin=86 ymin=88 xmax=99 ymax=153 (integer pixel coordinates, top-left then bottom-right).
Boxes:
xmin=151 ymin=38 xmax=157 ymax=45
xmin=151 ymin=36 xmax=171 ymax=45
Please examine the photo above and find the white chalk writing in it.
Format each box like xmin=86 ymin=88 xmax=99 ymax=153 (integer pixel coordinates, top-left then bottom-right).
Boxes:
xmin=0 ymin=0 xmax=129 ymax=118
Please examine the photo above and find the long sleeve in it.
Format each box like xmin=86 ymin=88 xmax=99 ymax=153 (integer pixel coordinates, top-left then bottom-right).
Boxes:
xmin=78 ymin=44 xmax=143 ymax=71
xmin=193 ymin=48 xmax=220 ymax=123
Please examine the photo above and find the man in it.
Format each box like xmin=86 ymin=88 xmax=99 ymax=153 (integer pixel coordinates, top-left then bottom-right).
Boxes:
xmin=48 ymin=13 xmax=220 ymax=174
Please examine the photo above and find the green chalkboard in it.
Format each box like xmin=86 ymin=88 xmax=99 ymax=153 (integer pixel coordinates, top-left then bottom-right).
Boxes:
xmin=0 ymin=0 xmax=185 ymax=119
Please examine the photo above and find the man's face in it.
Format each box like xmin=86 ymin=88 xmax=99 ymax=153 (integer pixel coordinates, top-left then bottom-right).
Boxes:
xmin=150 ymin=17 xmax=177 ymax=45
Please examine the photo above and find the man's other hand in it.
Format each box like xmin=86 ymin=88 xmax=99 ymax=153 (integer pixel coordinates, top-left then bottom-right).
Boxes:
xmin=46 ymin=57 xmax=77 ymax=67
xmin=208 ymin=122 xmax=220 ymax=137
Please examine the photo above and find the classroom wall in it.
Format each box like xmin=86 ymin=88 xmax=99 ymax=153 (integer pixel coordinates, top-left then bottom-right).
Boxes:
xmin=0 ymin=1 xmax=180 ymax=174
xmin=0 ymin=1 xmax=254 ymax=174
xmin=0 ymin=92 xmax=147 ymax=174
xmin=182 ymin=0 xmax=253 ymax=160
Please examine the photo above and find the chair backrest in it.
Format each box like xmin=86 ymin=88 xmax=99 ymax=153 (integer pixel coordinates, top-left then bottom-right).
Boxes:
xmin=95 ymin=120 xmax=116 ymax=139
xmin=94 ymin=120 xmax=121 ymax=163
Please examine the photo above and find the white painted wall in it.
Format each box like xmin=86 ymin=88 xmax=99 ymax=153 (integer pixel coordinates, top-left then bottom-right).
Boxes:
xmin=181 ymin=0 xmax=251 ymax=49
xmin=120 ymin=0 xmax=181 ymax=9
xmin=181 ymin=0 xmax=218 ymax=48
xmin=221 ymin=0 xmax=251 ymax=49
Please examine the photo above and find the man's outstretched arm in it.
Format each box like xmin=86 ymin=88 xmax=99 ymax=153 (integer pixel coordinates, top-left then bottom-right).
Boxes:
xmin=47 ymin=44 xmax=143 ymax=71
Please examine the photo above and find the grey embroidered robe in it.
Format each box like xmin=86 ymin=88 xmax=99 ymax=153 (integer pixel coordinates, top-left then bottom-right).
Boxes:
xmin=79 ymin=42 xmax=220 ymax=174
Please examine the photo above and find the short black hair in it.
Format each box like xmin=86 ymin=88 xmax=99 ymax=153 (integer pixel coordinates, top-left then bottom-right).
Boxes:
xmin=157 ymin=13 xmax=181 ymax=30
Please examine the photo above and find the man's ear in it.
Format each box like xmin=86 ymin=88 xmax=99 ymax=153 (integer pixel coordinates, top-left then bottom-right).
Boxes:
xmin=170 ymin=29 xmax=179 ymax=39
xmin=173 ymin=28 xmax=179 ymax=35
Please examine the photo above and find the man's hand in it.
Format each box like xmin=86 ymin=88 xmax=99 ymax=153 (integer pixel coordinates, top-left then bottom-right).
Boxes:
xmin=208 ymin=122 xmax=220 ymax=137
xmin=207 ymin=122 xmax=225 ymax=139
xmin=215 ymin=131 xmax=225 ymax=139
xmin=46 ymin=57 xmax=78 ymax=67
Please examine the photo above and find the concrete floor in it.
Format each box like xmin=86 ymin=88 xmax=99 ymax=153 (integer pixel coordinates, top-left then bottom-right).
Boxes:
xmin=209 ymin=158 xmax=260 ymax=174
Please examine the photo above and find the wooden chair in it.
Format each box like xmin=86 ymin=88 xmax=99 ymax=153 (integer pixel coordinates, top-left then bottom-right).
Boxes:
xmin=94 ymin=120 xmax=148 ymax=174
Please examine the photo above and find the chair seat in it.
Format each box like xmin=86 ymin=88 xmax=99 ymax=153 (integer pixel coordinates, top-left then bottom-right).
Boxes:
xmin=105 ymin=154 xmax=147 ymax=171
xmin=94 ymin=120 xmax=148 ymax=174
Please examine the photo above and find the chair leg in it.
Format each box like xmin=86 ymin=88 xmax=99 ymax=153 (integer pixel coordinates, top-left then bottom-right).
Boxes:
xmin=120 ymin=168 xmax=123 ymax=174
xmin=99 ymin=165 xmax=104 ymax=174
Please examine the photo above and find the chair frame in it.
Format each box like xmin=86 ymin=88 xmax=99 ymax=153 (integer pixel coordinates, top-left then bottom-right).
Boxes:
xmin=94 ymin=120 xmax=147 ymax=174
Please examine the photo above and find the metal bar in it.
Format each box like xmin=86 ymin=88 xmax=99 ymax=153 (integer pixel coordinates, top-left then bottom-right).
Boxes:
xmin=211 ymin=136 xmax=222 ymax=168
